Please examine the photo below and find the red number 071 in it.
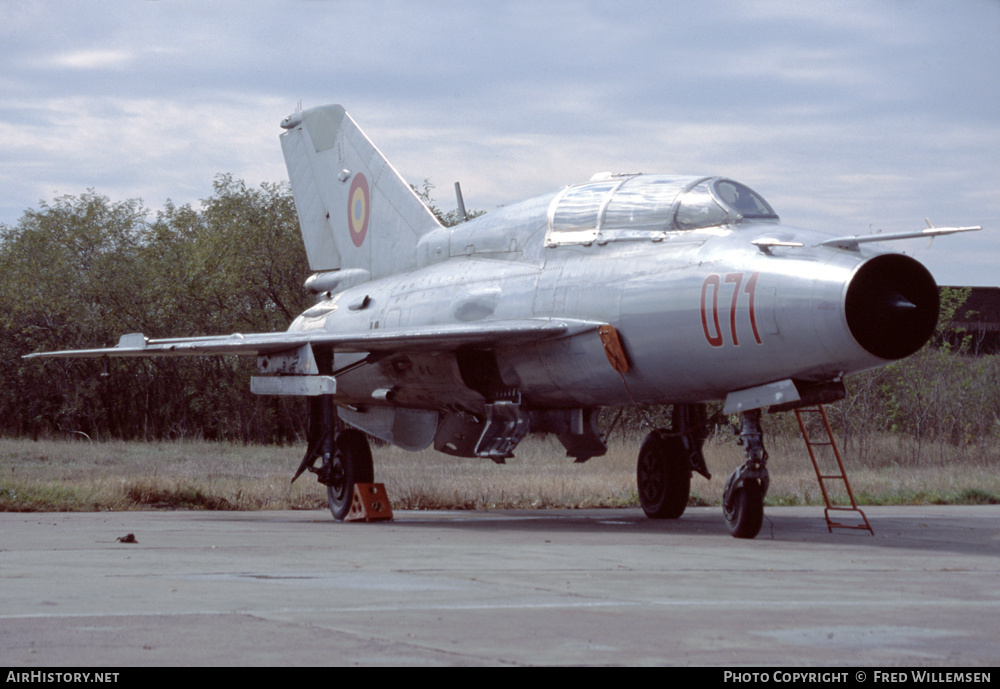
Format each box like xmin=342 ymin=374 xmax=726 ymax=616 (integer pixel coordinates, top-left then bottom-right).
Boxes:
xmin=700 ymin=271 xmax=762 ymax=348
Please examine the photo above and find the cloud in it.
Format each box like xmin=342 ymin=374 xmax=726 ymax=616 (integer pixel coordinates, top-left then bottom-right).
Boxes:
xmin=0 ymin=0 xmax=997 ymax=285
xmin=41 ymin=49 xmax=135 ymax=70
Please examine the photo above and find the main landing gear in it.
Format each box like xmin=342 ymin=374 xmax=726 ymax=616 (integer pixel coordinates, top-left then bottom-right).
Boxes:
xmin=637 ymin=432 xmax=690 ymax=518
xmin=637 ymin=404 xmax=711 ymax=520
xmin=292 ymin=396 xmax=373 ymax=520
xmin=324 ymin=428 xmax=374 ymax=520
xmin=635 ymin=405 xmax=770 ymax=539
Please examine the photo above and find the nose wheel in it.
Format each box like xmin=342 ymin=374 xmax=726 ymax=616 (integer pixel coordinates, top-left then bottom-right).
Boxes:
xmin=723 ymin=472 xmax=765 ymax=538
xmin=722 ymin=409 xmax=769 ymax=539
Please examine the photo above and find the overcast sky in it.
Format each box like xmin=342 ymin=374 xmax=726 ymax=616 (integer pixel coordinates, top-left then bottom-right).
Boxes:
xmin=2 ymin=0 xmax=998 ymax=286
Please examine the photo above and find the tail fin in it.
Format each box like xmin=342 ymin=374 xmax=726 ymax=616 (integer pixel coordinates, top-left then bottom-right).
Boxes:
xmin=279 ymin=104 xmax=441 ymax=280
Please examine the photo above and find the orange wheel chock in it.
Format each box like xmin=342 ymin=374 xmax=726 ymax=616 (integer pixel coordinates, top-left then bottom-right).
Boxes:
xmin=345 ymin=482 xmax=394 ymax=522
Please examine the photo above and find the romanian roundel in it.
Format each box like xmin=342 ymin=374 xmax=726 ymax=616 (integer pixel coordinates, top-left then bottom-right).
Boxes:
xmin=347 ymin=173 xmax=370 ymax=248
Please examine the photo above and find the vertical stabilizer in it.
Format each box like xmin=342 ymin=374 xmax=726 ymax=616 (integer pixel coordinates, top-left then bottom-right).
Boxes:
xmin=279 ymin=105 xmax=442 ymax=279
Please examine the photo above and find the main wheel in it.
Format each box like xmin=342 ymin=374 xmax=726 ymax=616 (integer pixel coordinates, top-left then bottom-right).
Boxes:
xmin=636 ymin=432 xmax=691 ymax=519
xmin=723 ymin=475 xmax=764 ymax=539
xmin=327 ymin=429 xmax=374 ymax=520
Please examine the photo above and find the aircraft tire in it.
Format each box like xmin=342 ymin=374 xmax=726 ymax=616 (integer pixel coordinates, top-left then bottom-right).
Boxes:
xmin=723 ymin=476 xmax=764 ymax=539
xmin=327 ymin=429 xmax=374 ymax=520
xmin=636 ymin=431 xmax=690 ymax=519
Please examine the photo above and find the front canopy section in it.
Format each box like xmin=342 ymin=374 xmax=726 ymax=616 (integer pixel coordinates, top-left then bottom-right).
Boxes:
xmin=545 ymin=174 xmax=779 ymax=245
xmin=675 ymin=178 xmax=778 ymax=230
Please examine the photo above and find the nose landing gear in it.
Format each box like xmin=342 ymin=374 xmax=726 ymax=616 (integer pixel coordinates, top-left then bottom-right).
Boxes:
xmin=722 ymin=409 xmax=769 ymax=539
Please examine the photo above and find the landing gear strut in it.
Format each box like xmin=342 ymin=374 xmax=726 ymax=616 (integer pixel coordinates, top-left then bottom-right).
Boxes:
xmin=291 ymin=395 xmax=374 ymax=520
xmin=723 ymin=409 xmax=770 ymax=539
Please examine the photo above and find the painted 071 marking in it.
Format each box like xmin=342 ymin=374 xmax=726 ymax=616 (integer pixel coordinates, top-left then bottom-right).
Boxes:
xmin=701 ymin=271 xmax=762 ymax=348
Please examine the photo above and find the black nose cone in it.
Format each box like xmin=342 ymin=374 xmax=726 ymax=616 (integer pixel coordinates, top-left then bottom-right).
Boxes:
xmin=845 ymin=254 xmax=939 ymax=360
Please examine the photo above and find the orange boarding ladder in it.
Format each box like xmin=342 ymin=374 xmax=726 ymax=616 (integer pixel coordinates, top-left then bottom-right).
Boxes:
xmin=793 ymin=405 xmax=874 ymax=534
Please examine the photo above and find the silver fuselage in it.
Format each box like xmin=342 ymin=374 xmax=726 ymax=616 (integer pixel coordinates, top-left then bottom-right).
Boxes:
xmin=289 ymin=188 xmax=933 ymax=415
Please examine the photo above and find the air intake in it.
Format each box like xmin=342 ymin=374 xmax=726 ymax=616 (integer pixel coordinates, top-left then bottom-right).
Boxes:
xmin=845 ymin=254 xmax=939 ymax=360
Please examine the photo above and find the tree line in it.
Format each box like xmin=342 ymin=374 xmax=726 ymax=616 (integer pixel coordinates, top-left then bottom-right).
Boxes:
xmin=1 ymin=178 xmax=996 ymax=457
xmin=0 ymin=176 xmax=312 ymax=442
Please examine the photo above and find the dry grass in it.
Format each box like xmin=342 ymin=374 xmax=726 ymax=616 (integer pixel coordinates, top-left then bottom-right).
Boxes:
xmin=374 ymin=435 xmax=638 ymax=510
xmin=1 ymin=428 xmax=998 ymax=513
xmin=0 ymin=439 xmax=322 ymax=512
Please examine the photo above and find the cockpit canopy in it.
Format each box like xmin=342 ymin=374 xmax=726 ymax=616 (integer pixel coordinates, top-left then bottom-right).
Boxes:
xmin=546 ymin=174 xmax=778 ymax=245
